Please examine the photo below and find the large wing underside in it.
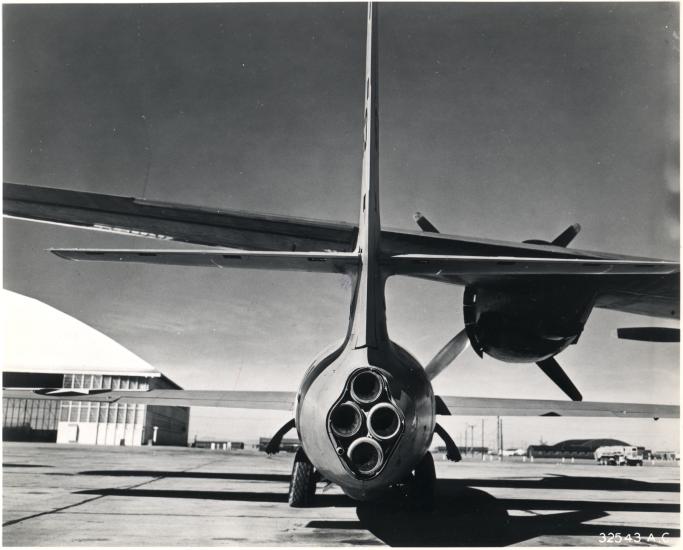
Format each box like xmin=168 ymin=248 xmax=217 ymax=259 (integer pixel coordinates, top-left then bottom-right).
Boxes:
xmin=5 ymin=182 xmax=679 ymax=318
xmin=4 ymin=182 xmax=356 ymax=251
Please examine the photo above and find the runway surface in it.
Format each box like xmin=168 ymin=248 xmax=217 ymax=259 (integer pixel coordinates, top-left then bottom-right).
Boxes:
xmin=3 ymin=442 xmax=679 ymax=546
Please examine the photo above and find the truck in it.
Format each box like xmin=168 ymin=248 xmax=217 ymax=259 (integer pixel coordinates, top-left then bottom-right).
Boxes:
xmin=594 ymin=445 xmax=643 ymax=466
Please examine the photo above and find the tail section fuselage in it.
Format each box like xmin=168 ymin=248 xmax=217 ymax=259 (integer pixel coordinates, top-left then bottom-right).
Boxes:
xmin=296 ymin=338 xmax=434 ymax=500
xmin=295 ymin=3 xmax=436 ymax=501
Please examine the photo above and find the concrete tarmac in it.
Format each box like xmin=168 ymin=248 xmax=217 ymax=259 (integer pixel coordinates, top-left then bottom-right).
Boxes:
xmin=2 ymin=442 xmax=679 ymax=546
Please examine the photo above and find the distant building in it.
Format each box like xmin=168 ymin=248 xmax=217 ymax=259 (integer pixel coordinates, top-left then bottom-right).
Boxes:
xmin=527 ymin=438 xmax=633 ymax=459
xmin=3 ymin=291 xmax=189 ymax=446
xmin=652 ymin=451 xmax=679 ymax=461
xmin=5 ymin=371 xmax=188 ymax=446
xmin=432 ymin=445 xmax=489 ymax=455
xmin=193 ymin=439 xmax=244 ymax=451
xmin=259 ymin=437 xmax=300 ymax=452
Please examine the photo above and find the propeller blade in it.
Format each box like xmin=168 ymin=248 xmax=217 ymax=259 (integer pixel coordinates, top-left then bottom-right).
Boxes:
xmin=617 ymin=327 xmax=680 ymax=343
xmin=524 ymin=224 xmax=581 ymax=247
xmin=413 ymin=212 xmax=439 ymax=233
xmin=551 ymin=223 xmax=581 ymax=247
xmin=536 ymin=357 xmax=583 ymax=401
xmin=425 ymin=329 xmax=469 ymax=380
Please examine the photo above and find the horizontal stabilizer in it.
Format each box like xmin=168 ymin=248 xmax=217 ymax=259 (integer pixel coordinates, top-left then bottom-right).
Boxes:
xmin=617 ymin=327 xmax=680 ymax=342
xmin=437 ymin=395 xmax=678 ymax=418
xmin=388 ymin=254 xmax=678 ymax=276
xmin=5 ymin=183 xmax=679 ymax=319
xmin=50 ymin=248 xmax=359 ymax=273
xmin=4 ymin=389 xmax=297 ymax=410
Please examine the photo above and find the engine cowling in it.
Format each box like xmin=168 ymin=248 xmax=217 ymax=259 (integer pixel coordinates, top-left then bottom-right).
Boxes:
xmin=463 ymin=280 xmax=596 ymax=363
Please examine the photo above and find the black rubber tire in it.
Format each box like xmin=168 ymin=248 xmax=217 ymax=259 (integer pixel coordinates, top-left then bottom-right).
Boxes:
xmin=288 ymin=448 xmax=316 ymax=507
xmin=413 ymin=451 xmax=436 ymax=511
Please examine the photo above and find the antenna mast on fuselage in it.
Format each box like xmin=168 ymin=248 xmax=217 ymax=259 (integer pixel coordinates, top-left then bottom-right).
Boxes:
xmin=349 ymin=2 xmax=388 ymax=350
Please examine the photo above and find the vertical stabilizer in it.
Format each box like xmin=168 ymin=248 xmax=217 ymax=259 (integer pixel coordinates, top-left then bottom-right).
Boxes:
xmin=350 ymin=2 xmax=387 ymax=349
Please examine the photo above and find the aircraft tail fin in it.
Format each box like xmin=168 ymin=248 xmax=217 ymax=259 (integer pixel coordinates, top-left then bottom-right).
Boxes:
xmin=348 ymin=3 xmax=387 ymax=349
xmin=355 ymin=2 xmax=380 ymax=258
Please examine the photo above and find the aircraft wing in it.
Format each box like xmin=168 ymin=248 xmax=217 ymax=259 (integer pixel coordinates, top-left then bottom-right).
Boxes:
xmin=51 ymin=249 xmax=677 ymax=276
xmin=387 ymin=254 xmax=678 ymax=276
xmin=4 ymin=389 xmax=297 ymax=410
xmin=4 ymin=182 xmax=357 ymax=251
xmin=6 ymin=388 xmax=677 ymax=419
xmin=437 ymin=395 xmax=679 ymax=419
xmin=5 ymin=182 xmax=679 ymax=318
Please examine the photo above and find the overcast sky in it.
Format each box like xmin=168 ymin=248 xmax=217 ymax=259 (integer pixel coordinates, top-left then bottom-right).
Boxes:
xmin=3 ymin=2 xmax=679 ymax=449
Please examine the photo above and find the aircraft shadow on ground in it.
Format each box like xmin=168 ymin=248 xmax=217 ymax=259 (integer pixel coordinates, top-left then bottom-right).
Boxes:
xmin=348 ymin=483 xmax=680 ymax=547
xmin=75 ymin=487 xmax=354 ymax=507
xmin=74 ymin=471 xmax=680 ymax=546
xmin=77 ymin=469 xmax=679 ymax=493
xmin=79 ymin=470 xmax=291 ymax=483
xmin=3 ymin=463 xmax=53 ymax=468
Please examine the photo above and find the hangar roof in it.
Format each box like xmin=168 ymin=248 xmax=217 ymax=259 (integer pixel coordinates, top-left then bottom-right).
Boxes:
xmin=4 ymin=289 xmax=167 ymax=379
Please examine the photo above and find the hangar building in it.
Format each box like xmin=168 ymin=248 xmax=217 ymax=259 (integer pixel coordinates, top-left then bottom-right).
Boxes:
xmin=3 ymin=290 xmax=189 ymax=446
xmin=527 ymin=438 xmax=633 ymax=459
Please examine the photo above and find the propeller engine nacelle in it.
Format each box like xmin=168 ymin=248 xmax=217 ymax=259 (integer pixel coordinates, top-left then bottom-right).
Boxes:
xmin=463 ymin=281 xmax=596 ymax=363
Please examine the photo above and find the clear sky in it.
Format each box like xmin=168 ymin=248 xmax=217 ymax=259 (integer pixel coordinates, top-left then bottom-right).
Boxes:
xmin=3 ymin=2 xmax=679 ymax=450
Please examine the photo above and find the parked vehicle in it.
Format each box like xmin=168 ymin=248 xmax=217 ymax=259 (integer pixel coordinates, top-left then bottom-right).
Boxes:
xmin=595 ymin=446 xmax=643 ymax=466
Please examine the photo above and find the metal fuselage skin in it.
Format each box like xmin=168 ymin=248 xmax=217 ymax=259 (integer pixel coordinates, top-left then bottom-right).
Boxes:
xmin=294 ymin=4 xmax=435 ymax=502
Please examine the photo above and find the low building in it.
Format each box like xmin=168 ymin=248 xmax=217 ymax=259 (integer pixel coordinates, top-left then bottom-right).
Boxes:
xmin=3 ymin=290 xmax=189 ymax=446
xmin=258 ymin=437 xmax=300 ymax=452
xmin=432 ymin=445 xmax=489 ymax=455
xmin=527 ymin=438 xmax=632 ymax=459
xmin=652 ymin=451 xmax=679 ymax=461
xmin=192 ymin=439 xmax=244 ymax=450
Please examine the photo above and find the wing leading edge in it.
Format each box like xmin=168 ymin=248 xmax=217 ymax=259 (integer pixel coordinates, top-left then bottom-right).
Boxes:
xmin=5 ymin=388 xmax=677 ymax=418
xmin=437 ymin=395 xmax=679 ymax=419
xmin=4 ymin=389 xmax=297 ymax=410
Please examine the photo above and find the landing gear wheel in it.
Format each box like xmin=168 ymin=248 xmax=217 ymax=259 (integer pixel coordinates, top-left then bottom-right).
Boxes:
xmin=288 ymin=448 xmax=316 ymax=507
xmin=413 ymin=451 xmax=436 ymax=511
